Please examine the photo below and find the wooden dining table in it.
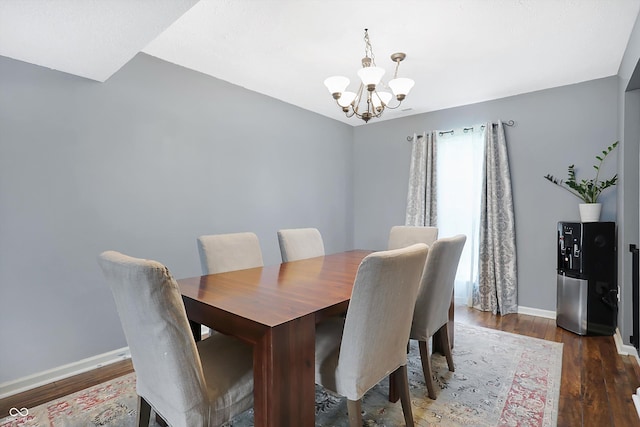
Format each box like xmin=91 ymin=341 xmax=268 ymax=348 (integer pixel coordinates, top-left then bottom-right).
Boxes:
xmin=177 ymin=250 xmax=371 ymax=427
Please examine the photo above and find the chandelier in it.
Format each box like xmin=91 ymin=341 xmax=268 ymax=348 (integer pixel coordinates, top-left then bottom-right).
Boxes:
xmin=324 ymin=29 xmax=414 ymax=123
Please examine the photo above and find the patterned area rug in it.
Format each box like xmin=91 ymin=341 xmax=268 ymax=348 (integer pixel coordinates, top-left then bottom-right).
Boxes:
xmin=1 ymin=323 xmax=562 ymax=427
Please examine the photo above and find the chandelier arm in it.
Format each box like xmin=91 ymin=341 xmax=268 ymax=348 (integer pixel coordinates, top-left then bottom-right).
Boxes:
xmin=372 ymin=85 xmax=402 ymax=111
xmin=369 ymin=87 xmax=388 ymax=117
xmin=344 ymin=109 xmax=356 ymax=118
xmin=332 ymin=98 xmax=345 ymax=109
xmin=370 ymin=87 xmax=382 ymax=115
xmin=382 ymin=100 xmax=403 ymax=110
xmin=349 ymin=87 xmax=367 ymax=121
xmin=366 ymin=91 xmax=374 ymax=116
xmin=347 ymin=103 xmax=364 ymax=120
xmin=372 ymin=98 xmax=385 ymax=118
xmin=352 ymin=83 xmax=365 ymax=116
xmin=333 ymin=98 xmax=358 ymax=119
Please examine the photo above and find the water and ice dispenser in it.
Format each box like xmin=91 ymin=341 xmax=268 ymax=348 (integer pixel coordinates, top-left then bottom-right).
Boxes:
xmin=556 ymin=221 xmax=617 ymax=335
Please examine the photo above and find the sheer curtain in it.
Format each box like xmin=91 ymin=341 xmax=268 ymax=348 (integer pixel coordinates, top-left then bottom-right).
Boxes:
xmin=435 ymin=127 xmax=485 ymax=305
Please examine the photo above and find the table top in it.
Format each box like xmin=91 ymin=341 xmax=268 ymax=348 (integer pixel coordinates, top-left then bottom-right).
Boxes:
xmin=178 ymin=250 xmax=371 ymax=327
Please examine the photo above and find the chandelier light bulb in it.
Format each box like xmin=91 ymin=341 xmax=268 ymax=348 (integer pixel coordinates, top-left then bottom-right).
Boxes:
xmin=324 ymin=76 xmax=350 ymax=99
xmin=357 ymin=66 xmax=385 ymax=89
xmin=337 ymin=91 xmax=357 ymax=108
xmin=388 ymin=77 xmax=415 ymax=100
xmin=372 ymin=91 xmax=393 ymax=111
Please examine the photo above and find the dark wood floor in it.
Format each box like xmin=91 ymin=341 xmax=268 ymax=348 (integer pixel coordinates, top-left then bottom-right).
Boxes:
xmin=2 ymin=305 xmax=640 ymax=426
xmin=456 ymin=306 xmax=640 ymax=427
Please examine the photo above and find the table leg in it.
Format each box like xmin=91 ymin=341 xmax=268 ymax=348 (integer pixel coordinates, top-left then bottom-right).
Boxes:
xmin=253 ymin=315 xmax=316 ymax=427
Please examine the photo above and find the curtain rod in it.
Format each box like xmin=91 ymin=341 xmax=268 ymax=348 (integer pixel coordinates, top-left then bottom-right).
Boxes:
xmin=406 ymin=120 xmax=515 ymax=141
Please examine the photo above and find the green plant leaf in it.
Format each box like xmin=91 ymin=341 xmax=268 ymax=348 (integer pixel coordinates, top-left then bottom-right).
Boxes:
xmin=543 ymin=142 xmax=618 ymax=203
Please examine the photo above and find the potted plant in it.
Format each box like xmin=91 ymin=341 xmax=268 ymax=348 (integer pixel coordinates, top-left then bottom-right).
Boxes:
xmin=544 ymin=141 xmax=618 ymax=222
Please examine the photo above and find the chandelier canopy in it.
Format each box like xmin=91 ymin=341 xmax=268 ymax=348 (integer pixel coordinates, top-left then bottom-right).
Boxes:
xmin=324 ymin=29 xmax=414 ymax=123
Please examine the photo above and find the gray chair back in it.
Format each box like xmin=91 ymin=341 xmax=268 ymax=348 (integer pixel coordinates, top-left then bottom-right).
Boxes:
xmin=197 ymin=232 xmax=263 ymax=274
xmin=337 ymin=243 xmax=428 ymax=399
xmin=98 ymin=251 xmax=209 ymax=425
xmin=410 ymin=235 xmax=467 ymax=341
xmin=277 ymin=227 xmax=325 ymax=262
xmin=388 ymin=225 xmax=438 ymax=250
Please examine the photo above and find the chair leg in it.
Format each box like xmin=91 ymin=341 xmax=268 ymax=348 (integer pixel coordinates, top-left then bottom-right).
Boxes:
xmin=388 ymin=340 xmax=413 ymax=403
xmin=347 ymin=399 xmax=363 ymax=427
xmin=137 ymin=396 xmax=151 ymax=427
xmin=418 ymin=340 xmax=437 ymax=399
xmin=438 ymin=323 xmax=455 ymax=372
xmin=393 ymin=365 xmax=415 ymax=427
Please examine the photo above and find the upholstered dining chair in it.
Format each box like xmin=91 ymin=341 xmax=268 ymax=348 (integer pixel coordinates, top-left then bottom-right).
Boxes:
xmin=98 ymin=251 xmax=254 ymax=427
xmin=277 ymin=227 xmax=325 ymax=262
xmin=410 ymin=234 xmax=466 ymax=400
xmin=388 ymin=225 xmax=439 ymax=250
xmin=197 ymin=232 xmax=264 ymax=274
xmin=314 ymin=243 xmax=429 ymax=427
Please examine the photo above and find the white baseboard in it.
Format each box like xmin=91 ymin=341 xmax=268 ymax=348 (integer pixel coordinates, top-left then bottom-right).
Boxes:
xmin=453 ymin=302 xmax=557 ymax=320
xmin=0 ymin=347 xmax=131 ymax=400
xmin=517 ymin=305 xmax=556 ymax=319
xmin=1 ymin=326 xmax=209 ymax=400
xmin=633 ymin=393 xmax=640 ymax=420
xmin=614 ymin=328 xmax=640 ymax=362
xmin=501 ymin=306 xmax=638 ymax=360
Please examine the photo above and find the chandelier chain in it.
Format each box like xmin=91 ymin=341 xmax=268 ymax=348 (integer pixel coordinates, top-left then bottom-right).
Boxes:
xmin=363 ymin=29 xmax=376 ymax=66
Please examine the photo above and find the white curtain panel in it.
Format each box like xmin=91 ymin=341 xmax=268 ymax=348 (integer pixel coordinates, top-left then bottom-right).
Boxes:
xmin=474 ymin=121 xmax=518 ymax=314
xmin=405 ymin=132 xmax=437 ymax=226
xmin=435 ymin=127 xmax=485 ymax=306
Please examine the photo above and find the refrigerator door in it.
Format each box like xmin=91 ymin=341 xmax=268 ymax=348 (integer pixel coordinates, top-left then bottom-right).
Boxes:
xmin=557 ymin=273 xmax=588 ymax=335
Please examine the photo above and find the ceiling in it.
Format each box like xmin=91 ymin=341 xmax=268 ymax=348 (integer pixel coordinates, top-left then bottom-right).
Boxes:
xmin=1 ymin=0 xmax=639 ymax=126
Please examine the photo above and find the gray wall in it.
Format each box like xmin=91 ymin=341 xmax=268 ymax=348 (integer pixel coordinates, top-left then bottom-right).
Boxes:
xmin=617 ymin=10 xmax=640 ymax=348
xmin=352 ymin=77 xmax=619 ymax=313
xmin=0 ymin=54 xmax=354 ymax=383
xmin=0 ymin=47 xmax=631 ymax=386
